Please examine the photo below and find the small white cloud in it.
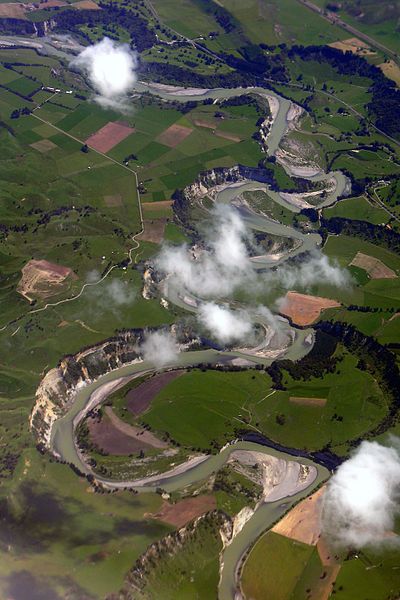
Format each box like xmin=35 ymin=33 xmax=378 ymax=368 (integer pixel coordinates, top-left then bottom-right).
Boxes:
xmin=156 ymin=204 xmax=255 ymax=298
xmin=141 ymin=330 xmax=179 ymax=368
xmin=71 ymin=37 xmax=137 ymax=110
xmin=272 ymin=251 xmax=351 ymax=290
xmin=197 ymin=302 xmax=253 ymax=344
xmin=322 ymin=438 xmax=400 ymax=548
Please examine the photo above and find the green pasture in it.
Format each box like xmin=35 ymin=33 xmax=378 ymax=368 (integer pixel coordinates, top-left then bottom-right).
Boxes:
xmin=0 ymin=48 xmax=59 ymax=67
xmin=139 ymin=353 xmax=387 ymax=455
xmin=0 ymin=65 xmax=22 ymax=85
xmin=150 ymin=0 xmax=224 ymax=39
xmin=221 ymin=0 xmax=346 ymax=46
xmin=375 ymin=313 xmax=400 ymax=344
xmin=324 ymin=196 xmax=388 ymax=225
xmin=322 ymin=306 xmax=392 ymax=338
xmin=142 ymin=43 xmax=231 ymax=76
xmin=241 ymin=531 xmax=321 ymax=600
xmin=6 ymin=76 xmax=40 ymax=97
xmin=375 ymin=180 xmax=400 ymax=219
xmin=323 ymin=234 xmax=400 ymax=273
xmin=331 ymin=150 xmax=400 ymax=179
xmin=143 ymin=370 xmax=271 ymax=451
xmin=214 ymin=466 xmax=262 ymax=516
xmin=253 ymin=349 xmax=387 ymax=454
xmin=333 ymin=547 xmax=400 ymax=600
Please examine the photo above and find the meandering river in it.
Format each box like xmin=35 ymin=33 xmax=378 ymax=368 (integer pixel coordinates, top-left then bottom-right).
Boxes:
xmin=48 ymin=80 xmax=342 ymax=599
xmin=51 ymin=357 xmax=329 ymax=600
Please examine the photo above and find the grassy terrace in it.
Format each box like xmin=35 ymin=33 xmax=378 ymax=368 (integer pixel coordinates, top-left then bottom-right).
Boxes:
xmin=323 ymin=196 xmax=388 ymax=225
xmin=90 ymin=358 xmax=388 ymax=462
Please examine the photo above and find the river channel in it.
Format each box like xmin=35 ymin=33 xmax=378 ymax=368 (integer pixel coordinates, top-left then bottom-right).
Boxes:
xmin=51 ymin=356 xmax=329 ymax=600
xmin=46 ymin=79 xmax=341 ymax=598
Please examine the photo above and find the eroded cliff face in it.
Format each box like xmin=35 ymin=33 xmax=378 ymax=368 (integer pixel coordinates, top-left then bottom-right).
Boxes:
xmin=173 ymin=165 xmax=278 ymax=232
xmin=185 ymin=165 xmax=275 ymax=202
xmin=106 ymin=510 xmax=232 ymax=599
xmin=31 ymin=326 xmax=203 ymax=449
xmin=30 ymin=330 xmax=145 ymax=448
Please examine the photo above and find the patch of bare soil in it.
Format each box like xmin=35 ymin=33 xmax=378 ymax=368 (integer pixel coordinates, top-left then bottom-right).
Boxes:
xmin=30 ymin=139 xmax=57 ymax=153
xmin=193 ymin=119 xmax=216 ymax=129
xmin=350 ymin=251 xmax=397 ymax=279
xmin=150 ymin=495 xmax=216 ymax=528
xmin=127 ymin=370 xmax=184 ymax=416
xmin=329 ymin=37 xmax=375 ymax=56
xmin=86 ymin=121 xmax=134 ymax=153
xmin=279 ymin=291 xmax=340 ymax=326
xmin=142 ymin=200 xmax=173 ymax=212
xmin=0 ymin=3 xmax=27 ymax=18
xmin=105 ymin=406 xmax=167 ymax=449
xmin=38 ymin=0 xmax=67 ymax=7
xmin=290 ymin=397 xmax=327 ymax=407
xmin=156 ymin=123 xmax=193 ymax=148
xmin=88 ymin=413 xmax=152 ymax=455
xmin=272 ymin=487 xmax=325 ymax=545
xmin=17 ymin=259 xmax=77 ymax=302
xmin=215 ymin=130 xmax=241 ymax=142
xmin=139 ymin=218 xmax=167 ymax=243
xmin=378 ymin=60 xmax=400 ymax=87
xmin=73 ymin=0 xmax=101 ymax=9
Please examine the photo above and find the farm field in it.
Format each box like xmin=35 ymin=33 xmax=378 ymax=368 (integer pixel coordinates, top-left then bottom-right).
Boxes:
xmin=241 ymin=531 xmax=326 ymax=600
xmin=323 ymin=235 xmax=400 ymax=273
xmin=331 ymin=546 xmax=400 ymax=600
xmin=142 ymin=369 xmax=271 ymax=451
xmin=319 ymin=235 xmax=400 ymax=312
xmin=218 ymin=0 xmax=347 ymax=47
xmin=324 ymin=195 xmax=389 ymax=225
xmin=110 ymin=357 xmax=389 ymax=456
xmin=253 ymin=349 xmax=388 ymax=454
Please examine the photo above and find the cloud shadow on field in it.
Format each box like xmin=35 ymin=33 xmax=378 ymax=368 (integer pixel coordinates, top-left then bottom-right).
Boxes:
xmin=4 ymin=571 xmax=62 ymax=600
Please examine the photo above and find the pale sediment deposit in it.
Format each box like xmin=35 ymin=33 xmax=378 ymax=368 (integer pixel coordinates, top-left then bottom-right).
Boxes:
xmin=228 ymin=450 xmax=317 ymax=502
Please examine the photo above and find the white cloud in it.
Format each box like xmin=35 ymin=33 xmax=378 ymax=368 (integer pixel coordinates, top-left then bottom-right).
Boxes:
xmin=156 ymin=204 xmax=255 ymax=298
xmin=156 ymin=204 xmax=349 ymax=301
xmin=141 ymin=330 xmax=179 ymax=368
xmin=271 ymin=251 xmax=351 ymax=290
xmin=71 ymin=37 xmax=137 ymax=110
xmin=154 ymin=205 xmax=350 ymax=348
xmin=197 ymin=302 xmax=253 ymax=344
xmin=322 ymin=439 xmax=400 ymax=548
